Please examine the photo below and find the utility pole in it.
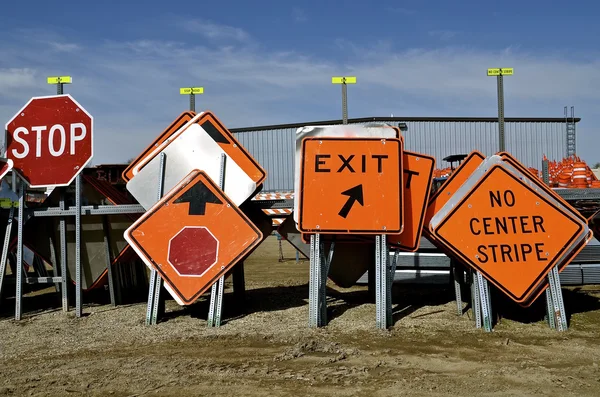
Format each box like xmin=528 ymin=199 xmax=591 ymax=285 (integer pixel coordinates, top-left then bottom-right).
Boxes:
xmin=487 ymin=68 xmax=513 ymax=152
xmin=47 ymin=76 xmax=72 ymax=95
xmin=179 ymin=87 xmax=204 ymax=112
xmin=331 ymin=76 xmax=356 ymax=124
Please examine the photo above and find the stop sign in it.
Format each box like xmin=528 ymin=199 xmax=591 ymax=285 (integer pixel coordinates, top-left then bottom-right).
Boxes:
xmin=4 ymin=94 xmax=93 ymax=188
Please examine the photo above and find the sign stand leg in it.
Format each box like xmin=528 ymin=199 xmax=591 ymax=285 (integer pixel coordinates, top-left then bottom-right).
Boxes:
xmin=477 ymin=273 xmax=492 ymax=332
xmin=102 ymin=216 xmax=116 ymax=306
xmin=278 ymin=234 xmax=284 ymax=262
xmin=145 ymin=152 xmax=166 ymax=325
xmin=451 ymin=260 xmax=463 ymax=316
xmin=75 ymin=174 xmax=83 ymax=318
xmin=387 ymin=248 xmax=398 ymax=328
xmin=208 ymin=154 xmax=228 ymax=327
xmin=0 ymin=205 xmax=15 ymax=303
xmin=151 ymin=275 xmax=163 ymax=325
xmin=547 ymin=267 xmax=568 ymax=331
xmin=471 ymin=270 xmax=482 ymax=328
xmin=375 ymin=234 xmax=390 ymax=329
xmin=232 ymin=262 xmax=245 ymax=303
xmin=145 ymin=270 xmax=158 ymax=325
xmin=207 ymin=281 xmax=219 ymax=326
xmin=59 ymin=189 xmax=68 ymax=312
xmin=318 ymin=241 xmax=334 ymax=326
xmin=49 ymin=230 xmax=60 ymax=293
xmin=15 ymin=177 xmax=25 ymax=321
xmin=545 ymin=289 xmax=556 ymax=329
xmin=308 ymin=233 xmax=321 ymax=328
xmin=375 ymin=236 xmax=382 ymax=328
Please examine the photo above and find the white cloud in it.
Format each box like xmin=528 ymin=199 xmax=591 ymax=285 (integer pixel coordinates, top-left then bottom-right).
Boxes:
xmin=48 ymin=41 xmax=81 ymax=52
xmin=0 ymin=68 xmax=38 ymax=91
xmin=181 ymin=20 xmax=251 ymax=43
xmin=1 ymin=25 xmax=600 ymax=166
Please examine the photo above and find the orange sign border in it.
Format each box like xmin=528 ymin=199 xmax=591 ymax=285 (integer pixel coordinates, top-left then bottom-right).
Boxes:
xmin=423 ymin=151 xmax=486 ymax=243
xmin=123 ymin=111 xmax=267 ymax=187
xmin=122 ymin=111 xmax=196 ymax=182
xmin=432 ymin=164 xmax=584 ymax=304
xmin=298 ymin=136 xmax=404 ymax=235
xmin=125 ymin=170 xmax=263 ymax=304
xmin=389 ymin=151 xmax=435 ymax=252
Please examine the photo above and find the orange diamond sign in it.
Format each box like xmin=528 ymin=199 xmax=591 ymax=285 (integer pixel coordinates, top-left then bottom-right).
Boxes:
xmin=124 ymin=170 xmax=263 ymax=305
xmin=431 ymin=164 xmax=584 ymax=305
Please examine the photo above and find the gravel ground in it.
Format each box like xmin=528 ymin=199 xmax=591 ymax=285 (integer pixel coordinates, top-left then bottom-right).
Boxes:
xmin=1 ymin=236 xmax=600 ymax=396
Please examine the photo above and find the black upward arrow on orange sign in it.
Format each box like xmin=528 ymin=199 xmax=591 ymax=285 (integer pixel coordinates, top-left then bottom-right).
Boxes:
xmin=174 ymin=180 xmax=223 ymax=216
xmin=338 ymin=184 xmax=364 ymax=218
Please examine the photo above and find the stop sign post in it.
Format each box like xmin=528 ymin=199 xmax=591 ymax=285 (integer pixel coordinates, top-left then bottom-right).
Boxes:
xmin=4 ymin=94 xmax=93 ymax=188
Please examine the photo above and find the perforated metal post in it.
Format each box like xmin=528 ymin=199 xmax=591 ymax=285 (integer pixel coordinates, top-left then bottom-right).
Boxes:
xmin=208 ymin=153 xmax=227 ymax=327
xmin=375 ymin=236 xmax=382 ymax=328
xmin=145 ymin=270 xmax=158 ymax=325
xmin=332 ymin=76 xmax=355 ymax=125
xmin=308 ymin=234 xmax=321 ymax=328
xmin=472 ymin=271 xmax=482 ymax=328
xmin=545 ymin=289 xmax=556 ymax=329
xmin=146 ymin=152 xmax=166 ymax=325
xmin=341 ymin=83 xmax=348 ymax=125
xmin=497 ymin=74 xmax=505 ymax=152
xmin=375 ymin=235 xmax=390 ymax=329
xmin=477 ymin=273 xmax=492 ymax=332
xmin=542 ymin=159 xmax=550 ymax=185
xmin=75 ymin=174 xmax=83 ymax=317
xmin=190 ymin=93 xmax=195 ymax=112
xmin=59 ymin=190 xmax=68 ymax=312
xmin=15 ymin=178 xmax=24 ymax=320
xmin=548 ymin=267 xmax=568 ymax=331
xmin=451 ymin=260 xmax=463 ymax=316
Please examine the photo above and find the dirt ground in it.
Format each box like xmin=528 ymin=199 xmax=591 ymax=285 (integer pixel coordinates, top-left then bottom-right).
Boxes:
xmin=1 ymin=236 xmax=600 ymax=396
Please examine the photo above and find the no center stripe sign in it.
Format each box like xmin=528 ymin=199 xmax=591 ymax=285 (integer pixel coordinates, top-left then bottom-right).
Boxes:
xmin=431 ymin=164 xmax=585 ymax=304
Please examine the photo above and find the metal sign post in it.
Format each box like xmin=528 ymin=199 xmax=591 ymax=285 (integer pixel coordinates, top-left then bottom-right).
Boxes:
xmin=179 ymin=87 xmax=204 ymax=112
xmin=47 ymin=76 xmax=72 ymax=312
xmin=331 ymin=76 xmax=356 ymax=125
xmin=487 ymin=68 xmax=513 ymax=152
xmin=14 ymin=178 xmax=24 ymax=320
xmin=207 ymin=153 xmax=227 ymax=327
xmin=145 ymin=152 xmax=166 ymax=325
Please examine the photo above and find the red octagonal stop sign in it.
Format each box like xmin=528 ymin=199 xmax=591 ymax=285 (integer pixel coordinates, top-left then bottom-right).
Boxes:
xmin=168 ymin=227 xmax=219 ymax=276
xmin=4 ymin=94 xmax=93 ymax=188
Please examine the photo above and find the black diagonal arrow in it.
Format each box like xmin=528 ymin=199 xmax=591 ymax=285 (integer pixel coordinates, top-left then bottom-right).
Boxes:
xmin=173 ymin=179 xmax=223 ymax=215
xmin=338 ymin=184 xmax=364 ymax=218
xmin=200 ymin=120 xmax=229 ymax=144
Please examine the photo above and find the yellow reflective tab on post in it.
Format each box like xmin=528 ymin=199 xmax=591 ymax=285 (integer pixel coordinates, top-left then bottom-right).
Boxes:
xmin=47 ymin=76 xmax=72 ymax=84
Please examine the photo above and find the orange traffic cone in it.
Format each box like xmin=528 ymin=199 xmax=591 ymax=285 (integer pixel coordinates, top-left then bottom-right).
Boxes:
xmin=572 ymin=161 xmax=588 ymax=188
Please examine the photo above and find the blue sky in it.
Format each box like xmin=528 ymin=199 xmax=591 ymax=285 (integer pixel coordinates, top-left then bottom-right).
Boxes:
xmin=1 ymin=0 xmax=600 ymax=165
